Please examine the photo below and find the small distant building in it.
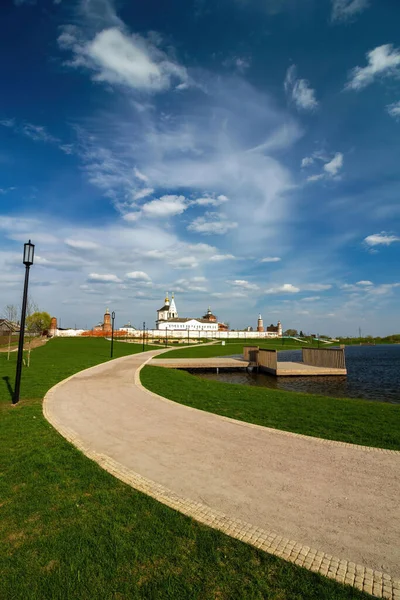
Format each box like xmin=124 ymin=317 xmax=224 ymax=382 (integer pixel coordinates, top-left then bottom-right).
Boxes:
xmin=49 ymin=317 xmax=58 ymax=337
xmin=0 ymin=319 xmax=18 ymax=334
xmin=93 ymin=308 xmax=112 ymax=335
xmin=118 ymin=321 xmax=136 ymax=335
xmin=266 ymin=321 xmax=283 ymax=337
xmin=257 ymin=314 xmax=264 ymax=332
xmin=156 ymin=293 xmax=226 ymax=332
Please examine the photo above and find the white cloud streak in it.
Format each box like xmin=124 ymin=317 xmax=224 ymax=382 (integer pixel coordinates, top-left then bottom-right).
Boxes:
xmin=58 ymin=26 xmax=189 ymax=93
xmin=387 ymin=101 xmax=400 ymax=119
xmin=284 ymin=65 xmax=318 ymax=112
xmin=331 ymin=0 xmax=370 ymax=23
xmin=364 ymin=232 xmax=400 ymax=246
xmin=188 ymin=214 xmax=238 ymax=235
xmin=346 ymin=44 xmax=400 ymax=91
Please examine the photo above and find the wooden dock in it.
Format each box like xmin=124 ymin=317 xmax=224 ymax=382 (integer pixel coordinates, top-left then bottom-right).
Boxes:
xmin=153 ymin=347 xmax=347 ymax=377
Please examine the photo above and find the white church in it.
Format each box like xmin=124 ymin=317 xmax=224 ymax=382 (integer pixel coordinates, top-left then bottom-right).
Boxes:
xmin=156 ymin=293 xmax=222 ymax=332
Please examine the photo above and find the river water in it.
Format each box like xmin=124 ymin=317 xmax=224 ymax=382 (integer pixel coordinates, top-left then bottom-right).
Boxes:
xmin=195 ymin=345 xmax=400 ymax=404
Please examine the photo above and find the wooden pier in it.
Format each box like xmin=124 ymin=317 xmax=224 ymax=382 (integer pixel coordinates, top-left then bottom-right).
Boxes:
xmin=153 ymin=347 xmax=347 ymax=377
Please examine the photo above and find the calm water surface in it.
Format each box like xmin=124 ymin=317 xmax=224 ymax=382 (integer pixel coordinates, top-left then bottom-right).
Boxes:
xmin=195 ymin=345 xmax=400 ymax=403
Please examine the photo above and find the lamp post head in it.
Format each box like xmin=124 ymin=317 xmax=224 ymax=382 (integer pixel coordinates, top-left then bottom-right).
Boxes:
xmin=112 ymin=311 xmax=115 ymax=320
xmin=23 ymin=240 xmax=35 ymax=266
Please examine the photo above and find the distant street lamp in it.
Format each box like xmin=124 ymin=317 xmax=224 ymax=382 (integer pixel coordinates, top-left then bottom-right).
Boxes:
xmin=13 ymin=240 xmax=35 ymax=405
xmin=142 ymin=321 xmax=146 ymax=352
xmin=110 ymin=311 xmax=115 ymax=358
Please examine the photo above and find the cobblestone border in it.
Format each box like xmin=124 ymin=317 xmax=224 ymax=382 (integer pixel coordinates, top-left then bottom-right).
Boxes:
xmin=43 ymin=353 xmax=400 ymax=600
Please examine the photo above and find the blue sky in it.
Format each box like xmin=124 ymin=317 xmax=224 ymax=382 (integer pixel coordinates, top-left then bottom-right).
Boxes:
xmin=1 ymin=0 xmax=400 ymax=335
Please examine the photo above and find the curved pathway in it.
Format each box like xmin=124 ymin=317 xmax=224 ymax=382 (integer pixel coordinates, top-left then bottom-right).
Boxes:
xmin=44 ymin=350 xmax=400 ymax=599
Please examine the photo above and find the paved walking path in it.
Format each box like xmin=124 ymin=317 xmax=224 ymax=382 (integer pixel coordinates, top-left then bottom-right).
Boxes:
xmin=44 ymin=350 xmax=400 ymax=599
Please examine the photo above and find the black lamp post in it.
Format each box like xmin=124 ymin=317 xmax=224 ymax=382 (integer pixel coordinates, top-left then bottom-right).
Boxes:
xmin=110 ymin=311 xmax=115 ymax=358
xmin=142 ymin=321 xmax=145 ymax=351
xmin=13 ymin=240 xmax=35 ymax=405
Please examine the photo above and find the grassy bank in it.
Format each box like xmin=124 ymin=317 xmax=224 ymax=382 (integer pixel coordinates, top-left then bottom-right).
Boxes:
xmin=153 ymin=338 xmax=325 ymax=360
xmin=141 ymin=366 xmax=400 ymax=450
xmin=0 ymin=339 xmax=370 ymax=599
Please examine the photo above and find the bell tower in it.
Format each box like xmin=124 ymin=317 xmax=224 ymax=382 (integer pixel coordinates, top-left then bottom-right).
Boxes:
xmin=103 ymin=308 xmax=112 ymax=334
xmin=257 ymin=314 xmax=264 ymax=332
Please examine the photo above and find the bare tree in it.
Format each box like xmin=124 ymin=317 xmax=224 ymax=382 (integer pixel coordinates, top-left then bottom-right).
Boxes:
xmin=4 ymin=304 xmax=18 ymax=324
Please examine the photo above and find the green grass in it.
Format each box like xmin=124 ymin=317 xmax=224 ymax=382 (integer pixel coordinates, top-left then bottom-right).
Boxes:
xmin=141 ymin=366 xmax=400 ymax=450
xmin=0 ymin=339 xmax=371 ymax=598
xmin=153 ymin=338 xmax=327 ymax=359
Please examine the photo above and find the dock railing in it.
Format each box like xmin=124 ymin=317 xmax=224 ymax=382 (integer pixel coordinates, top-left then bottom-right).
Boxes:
xmin=257 ymin=349 xmax=278 ymax=373
xmin=302 ymin=347 xmax=346 ymax=370
xmin=243 ymin=346 xmax=259 ymax=363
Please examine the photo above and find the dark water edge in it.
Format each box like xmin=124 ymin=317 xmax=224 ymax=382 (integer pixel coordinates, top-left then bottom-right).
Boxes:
xmin=192 ymin=345 xmax=400 ymax=404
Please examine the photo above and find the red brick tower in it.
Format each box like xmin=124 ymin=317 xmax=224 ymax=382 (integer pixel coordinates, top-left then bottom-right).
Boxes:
xmin=103 ymin=309 xmax=112 ymax=334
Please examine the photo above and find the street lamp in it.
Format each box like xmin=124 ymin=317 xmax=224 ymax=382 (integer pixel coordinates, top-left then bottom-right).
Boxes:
xmin=142 ymin=321 xmax=145 ymax=352
xmin=110 ymin=311 xmax=115 ymax=358
xmin=13 ymin=240 xmax=35 ymax=405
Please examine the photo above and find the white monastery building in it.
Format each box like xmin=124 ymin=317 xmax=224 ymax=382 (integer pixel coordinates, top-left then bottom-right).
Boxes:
xmin=156 ymin=293 xmax=222 ymax=332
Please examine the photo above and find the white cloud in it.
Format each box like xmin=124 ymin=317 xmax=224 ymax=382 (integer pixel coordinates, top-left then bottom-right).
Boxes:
xmin=303 ymin=284 xmax=332 ymax=291
xmin=346 ymin=44 xmax=400 ymax=91
xmin=59 ymin=26 xmax=189 ymax=93
xmin=133 ymin=187 xmax=154 ymax=200
xmin=59 ymin=144 xmax=74 ymax=155
xmin=65 ymin=239 xmax=99 ymax=250
xmin=364 ymin=232 xmax=400 ymax=246
xmin=324 ymin=152 xmax=344 ymax=176
xmin=260 ymin=257 xmax=281 ymax=263
xmin=223 ymin=56 xmax=251 ymax=73
xmin=356 ymin=280 xmax=373 ymax=286
xmin=123 ymin=212 xmax=141 ymax=222
xmin=142 ymin=195 xmax=187 ymax=218
xmin=387 ymin=101 xmax=400 ymax=119
xmin=188 ymin=214 xmax=238 ymax=235
xmin=301 ymin=157 xmax=314 ymax=168
xmin=87 ymin=273 xmax=122 ymax=283
xmin=265 ymin=283 xmax=300 ymax=294
xmin=307 ymin=152 xmax=344 ymax=183
xmin=134 ymin=168 xmax=149 ymax=183
xmin=302 ymin=296 xmax=321 ymax=301
xmin=284 ymin=65 xmax=318 ymax=112
xmin=210 ymin=254 xmax=236 ymax=261
xmin=331 ymin=0 xmax=370 ymax=23
xmin=172 ymin=256 xmax=199 ymax=269
xmin=1 ymin=119 xmax=59 ymax=144
xmin=125 ymin=271 xmax=151 ymax=281
xmin=230 ymin=279 xmax=259 ymax=291
xmin=367 ymin=283 xmax=400 ymax=296
xmin=190 ymin=194 xmax=229 ymax=207
xmin=307 ymin=174 xmax=325 ymax=182
xmin=21 ymin=123 xmax=59 ymax=143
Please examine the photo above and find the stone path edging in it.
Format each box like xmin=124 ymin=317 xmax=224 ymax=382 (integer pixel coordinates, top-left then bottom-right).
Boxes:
xmin=43 ymin=351 xmax=400 ymax=600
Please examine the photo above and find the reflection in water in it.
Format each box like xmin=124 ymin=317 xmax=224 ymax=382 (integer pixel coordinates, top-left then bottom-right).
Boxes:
xmin=192 ymin=345 xmax=400 ymax=404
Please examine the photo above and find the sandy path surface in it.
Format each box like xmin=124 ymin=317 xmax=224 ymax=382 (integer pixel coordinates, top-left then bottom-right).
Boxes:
xmin=44 ymin=350 xmax=400 ymax=580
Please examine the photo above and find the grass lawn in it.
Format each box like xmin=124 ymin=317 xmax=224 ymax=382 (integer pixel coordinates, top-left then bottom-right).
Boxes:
xmin=0 ymin=339 xmax=370 ymax=599
xmin=141 ymin=366 xmax=400 ymax=450
xmin=153 ymin=338 xmax=325 ymax=360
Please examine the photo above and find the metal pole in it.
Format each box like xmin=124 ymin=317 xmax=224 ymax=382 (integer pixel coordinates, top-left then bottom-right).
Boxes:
xmin=13 ymin=265 xmax=30 ymax=404
xmin=188 ymin=327 xmax=189 ymax=344
xmin=110 ymin=311 xmax=115 ymax=358
xmin=165 ymin=328 xmax=168 ymax=347
xmin=143 ymin=321 xmax=145 ymax=351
